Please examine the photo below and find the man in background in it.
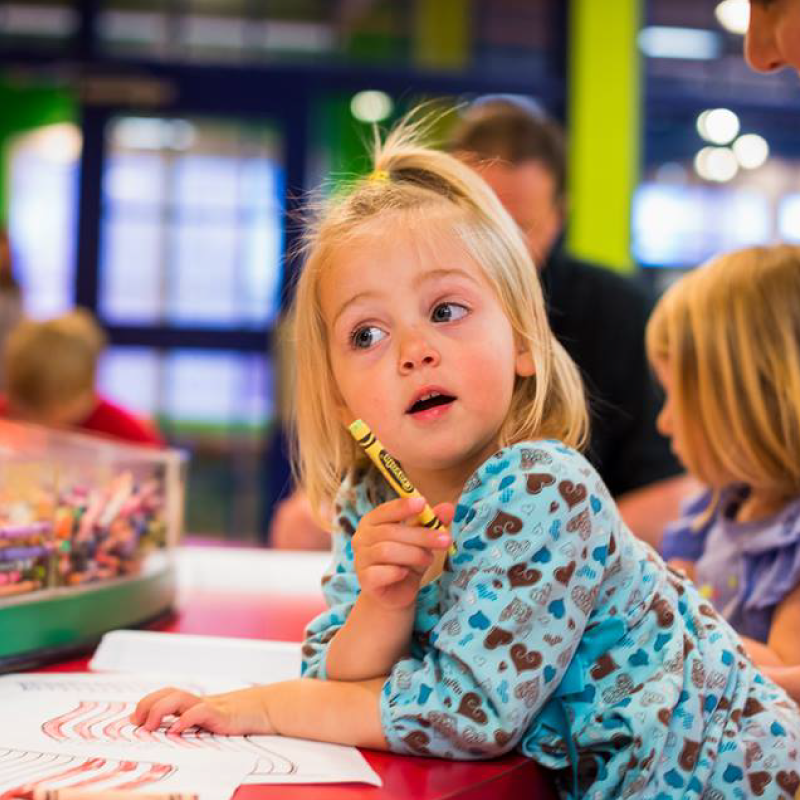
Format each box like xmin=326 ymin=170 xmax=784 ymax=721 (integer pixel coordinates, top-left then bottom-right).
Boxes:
xmin=450 ymin=99 xmax=693 ymax=548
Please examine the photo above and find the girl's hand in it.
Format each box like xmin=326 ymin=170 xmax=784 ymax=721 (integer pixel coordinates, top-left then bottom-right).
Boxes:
xmin=352 ymin=496 xmax=454 ymax=610
xmin=130 ymin=685 xmax=276 ymax=735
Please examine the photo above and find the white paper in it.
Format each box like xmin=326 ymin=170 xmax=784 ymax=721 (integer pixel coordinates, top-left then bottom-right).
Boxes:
xmin=0 ymin=673 xmax=381 ymax=787
xmin=0 ymin=735 xmax=252 ymax=800
xmin=89 ymin=630 xmax=302 ymax=685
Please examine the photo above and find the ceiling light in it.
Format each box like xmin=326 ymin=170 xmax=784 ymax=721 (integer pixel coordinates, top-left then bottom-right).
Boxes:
xmin=350 ymin=91 xmax=393 ymax=124
xmin=733 ymin=134 xmax=769 ymax=169
xmin=695 ymin=147 xmax=739 ymax=182
xmin=715 ymin=0 xmax=749 ymax=35
xmin=697 ymin=108 xmax=740 ymax=145
xmin=638 ymin=26 xmax=722 ymax=60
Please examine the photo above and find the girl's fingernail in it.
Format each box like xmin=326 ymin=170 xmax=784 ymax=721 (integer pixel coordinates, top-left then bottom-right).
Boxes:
xmin=410 ymin=496 xmax=425 ymax=509
xmin=436 ymin=534 xmax=451 ymax=546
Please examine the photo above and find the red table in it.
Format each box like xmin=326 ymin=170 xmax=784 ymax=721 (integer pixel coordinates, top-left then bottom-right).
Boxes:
xmin=45 ymin=547 xmax=557 ymax=800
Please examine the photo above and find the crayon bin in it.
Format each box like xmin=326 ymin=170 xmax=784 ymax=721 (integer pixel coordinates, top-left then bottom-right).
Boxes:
xmin=0 ymin=420 xmax=186 ymax=671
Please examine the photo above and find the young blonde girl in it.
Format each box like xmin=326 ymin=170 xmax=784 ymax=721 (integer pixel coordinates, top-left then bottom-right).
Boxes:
xmin=134 ymin=121 xmax=800 ymax=798
xmin=649 ymin=245 xmax=800 ymax=670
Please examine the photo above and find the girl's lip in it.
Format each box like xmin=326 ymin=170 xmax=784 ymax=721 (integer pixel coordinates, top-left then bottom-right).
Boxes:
xmin=407 ymin=398 xmax=455 ymax=422
xmin=405 ymin=386 xmax=456 ymax=413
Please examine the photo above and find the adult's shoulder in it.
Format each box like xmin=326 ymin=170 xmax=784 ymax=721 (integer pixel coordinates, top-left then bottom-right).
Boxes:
xmin=546 ymin=249 xmax=655 ymax=316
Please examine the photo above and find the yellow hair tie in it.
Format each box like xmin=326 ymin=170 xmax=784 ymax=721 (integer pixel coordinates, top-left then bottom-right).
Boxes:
xmin=367 ymin=169 xmax=390 ymax=183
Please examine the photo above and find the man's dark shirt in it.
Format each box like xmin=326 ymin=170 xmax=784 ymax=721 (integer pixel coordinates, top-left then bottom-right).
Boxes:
xmin=540 ymin=244 xmax=682 ymax=497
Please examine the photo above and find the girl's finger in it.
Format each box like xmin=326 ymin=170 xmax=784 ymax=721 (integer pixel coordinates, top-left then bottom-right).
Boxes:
xmin=361 ymin=496 xmax=427 ymax=528
xmin=362 ymin=541 xmax=434 ymax=570
xmin=130 ymin=687 xmax=184 ymax=725
xmin=432 ymin=502 xmax=456 ymax=527
xmin=167 ymin=703 xmax=225 ymax=735
xmin=360 ymin=564 xmax=409 ymax=590
xmin=143 ymin=691 xmax=202 ymax=732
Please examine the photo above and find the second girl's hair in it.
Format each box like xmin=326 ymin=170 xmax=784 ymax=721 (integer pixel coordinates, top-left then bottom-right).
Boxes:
xmin=290 ymin=113 xmax=588 ymax=519
xmin=646 ymin=244 xmax=800 ymax=499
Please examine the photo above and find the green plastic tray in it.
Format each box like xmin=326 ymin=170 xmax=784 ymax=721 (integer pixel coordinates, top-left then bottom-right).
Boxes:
xmin=0 ymin=556 xmax=176 ymax=672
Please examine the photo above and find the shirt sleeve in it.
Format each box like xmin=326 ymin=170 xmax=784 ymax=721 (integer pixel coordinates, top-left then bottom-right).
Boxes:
xmin=659 ymin=489 xmax=715 ymax=562
xmin=300 ymin=479 xmax=362 ymax=679
xmin=380 ymin=442 xmax=613 ymax=760
xmin=742 ymin=505 xmax=800 ymax=613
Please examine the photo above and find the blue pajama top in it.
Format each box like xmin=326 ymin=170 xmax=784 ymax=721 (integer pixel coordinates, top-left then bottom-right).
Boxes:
xmin=301 ymin=441 xmax=800 ymax=799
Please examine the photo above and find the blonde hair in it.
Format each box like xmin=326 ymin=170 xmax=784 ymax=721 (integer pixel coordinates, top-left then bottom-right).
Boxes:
xmin=646 ymin=244 xmax=800 ymax=500
xmin=290 ymin=114 xmax=588 ymax=520
xmin=4 ymin=308 xmax=106 ymax=412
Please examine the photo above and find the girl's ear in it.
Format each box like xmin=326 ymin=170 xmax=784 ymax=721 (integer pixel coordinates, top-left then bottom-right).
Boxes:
xmin=515 ymin=346 xmax=536 ymax=377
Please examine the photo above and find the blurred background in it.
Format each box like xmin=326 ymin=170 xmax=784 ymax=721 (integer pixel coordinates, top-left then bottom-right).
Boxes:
xmin=1 ymin=0 xmax=798 ymax=542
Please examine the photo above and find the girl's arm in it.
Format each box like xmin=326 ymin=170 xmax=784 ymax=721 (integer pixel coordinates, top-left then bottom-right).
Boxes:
xmin=132 ymin=678 xmax=388 ymax=749
xmin=303 ymin=496 xmax=452 ymax=682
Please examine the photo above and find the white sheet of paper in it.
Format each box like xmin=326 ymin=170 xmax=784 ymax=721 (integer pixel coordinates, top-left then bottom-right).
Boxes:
xmin=0 ymin=733 xmax=253 ymax=800
xmin=89 ymin=630 xmax=302 ymax=685
xmin=0 ymin=673 xmax=381 ymax=787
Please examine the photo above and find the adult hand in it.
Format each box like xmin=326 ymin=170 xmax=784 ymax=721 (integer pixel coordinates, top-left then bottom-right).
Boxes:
xmin=353 ymin=496 xmax=454 ymax=610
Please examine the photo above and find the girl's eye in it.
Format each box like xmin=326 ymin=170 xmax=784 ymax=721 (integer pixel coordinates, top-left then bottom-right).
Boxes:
xmin=350 ymin=325 xmax=386 ymax=349
xmin=431 ymin=302 xmax=468 ymax=323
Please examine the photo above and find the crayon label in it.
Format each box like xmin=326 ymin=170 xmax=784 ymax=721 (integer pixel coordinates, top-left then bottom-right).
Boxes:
xmin=379 ymin=450 xmax=415 ymax=494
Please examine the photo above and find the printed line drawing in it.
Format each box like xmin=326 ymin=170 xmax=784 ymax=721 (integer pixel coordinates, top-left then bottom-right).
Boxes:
xmin=40 ymin=703 xmax=297 ymax=776
xmin=0 ymin=747 xmax=174 ymax=800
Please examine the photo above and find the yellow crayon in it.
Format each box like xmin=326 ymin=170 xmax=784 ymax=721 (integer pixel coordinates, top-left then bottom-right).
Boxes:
xmin=348 ymin=419 xmax=445 ymax=532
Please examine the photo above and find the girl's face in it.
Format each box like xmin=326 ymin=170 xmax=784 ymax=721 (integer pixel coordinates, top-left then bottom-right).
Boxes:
xmin=320 ymin=214 xmax=534 ymax=496
xmin=653 ymin=358 xmax=727 ymax=488
xmin=746 ymin=0 xmax=800 ymax=75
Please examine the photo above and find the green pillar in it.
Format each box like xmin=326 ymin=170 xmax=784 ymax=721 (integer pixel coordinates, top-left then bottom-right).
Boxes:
xmin=413 ymin=0 xmax=470 ymax=71
xmin=567 ymin=0 xmax=641 ymax=273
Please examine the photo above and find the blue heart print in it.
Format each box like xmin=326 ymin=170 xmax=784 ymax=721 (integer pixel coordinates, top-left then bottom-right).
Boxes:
xmin=485 ymin=459 xmax=510 ymax=475
xmin=628 ymin=649 xmax=649 ymax=667
xmin=498 ymin=474 xmax=515 ymax=490
xmin=723 ymin=765 xmax=743 ymax=783
xmin=418 ymin=684 xmax=432 ymax=704
xmin=532 ymin=546 xmax=551 ymax=563
xmin=463 ymin=536 xmax=487 ymax=551
xmin=664 ymin=769 xmax=684 ymax=789
xmin=590 ymin=495 xmax=602 ymax=513
xmin=468 ymin=611 xmax=490 ymax=630
xmin=548 ymin=599 xmax=565 ymax=619
xmin=654 ymin=632 xmax=671 ymax=651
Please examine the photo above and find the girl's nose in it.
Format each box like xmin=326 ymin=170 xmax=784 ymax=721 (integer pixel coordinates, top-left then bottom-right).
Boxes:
xmin=398 ymin=330 xmax=440 ymax=373
xmin=744 ymin=8 xmax=785 ymax=73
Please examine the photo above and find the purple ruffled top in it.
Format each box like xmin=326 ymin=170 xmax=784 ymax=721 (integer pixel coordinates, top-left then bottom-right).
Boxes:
xmin=661 ymin=486 xmax=800 ymax=642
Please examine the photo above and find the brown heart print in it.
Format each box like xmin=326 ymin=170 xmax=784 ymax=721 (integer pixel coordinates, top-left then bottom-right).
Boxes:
xmin=508 ymin=563 xmax=542 ymax=587
xmin=403 ymin=731 xmax=431 ymax=754
xmin=486 ymin=510 xmax=524 ymax=540
xmin=484 ymin=626 xmax=514 ymax=649
xmin=457 ymin=692 xmax=488 ymax=725
xmin=590 ymin=653 xmax=618 ymax=680
xmin=558 ymin=480 xmax=587 ymax=509
xmin=510 ymin=643 xmax=543 ymax=673
xmin=526 ymin=473 xmax=555 ymax=495
xmin=554 ymin=560 xmax=576 ymax=585
xmin=776 ymin=770 xmax=799 ymax=795
xmin=747 ymin=772 xmax=771 ymax=796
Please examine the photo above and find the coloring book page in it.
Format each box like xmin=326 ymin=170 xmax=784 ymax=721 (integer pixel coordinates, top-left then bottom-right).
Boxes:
xmin=0 ymin=674 xmax=381 ymax=787
xmin=0 ymin=741 xmax=252 ymax=800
